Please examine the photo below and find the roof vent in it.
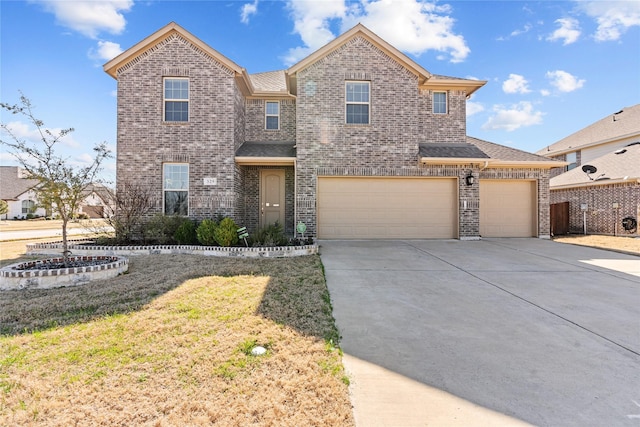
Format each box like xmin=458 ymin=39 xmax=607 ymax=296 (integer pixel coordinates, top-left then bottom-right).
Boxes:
xmin=613 ymin=109 xmax=624 ymax=121
xmin=625 ymin=141 xmax=640 ymax=147
xmin=614 ymin=149 xmax=627 ymax=155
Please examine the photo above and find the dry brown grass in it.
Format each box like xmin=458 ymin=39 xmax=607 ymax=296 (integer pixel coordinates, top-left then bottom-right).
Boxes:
xmin=553 ymin=234 xmax=640 ymax=255
xmin=0 ymin=250 xmax=354 ymax=426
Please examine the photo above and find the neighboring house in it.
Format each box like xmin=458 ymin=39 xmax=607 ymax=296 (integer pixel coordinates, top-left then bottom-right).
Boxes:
xmin=104 ymin=22 xmax=561 ymax=240
xmin=79 ymin=184 xmax=114 ymax=219
xmin=536 ymin=107 xmax=640 ymax=236
xmin=0 ymin=166 xmax=46 ymax=219
xmin=0 ymin=166 xmax=113 ymax=220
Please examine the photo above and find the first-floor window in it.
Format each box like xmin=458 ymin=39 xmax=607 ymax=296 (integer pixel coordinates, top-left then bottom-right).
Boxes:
xmin=22 ymin=199 xmax=36 ymax=214
xmin=433 ymin=91 xmax=447 ymax=114
xmin=163 ymin=163 xmax=189 ymax=215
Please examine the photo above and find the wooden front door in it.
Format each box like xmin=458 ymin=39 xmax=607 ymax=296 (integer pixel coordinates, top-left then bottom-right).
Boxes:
xmin=260 ymin=169 xmax=285 ymax=228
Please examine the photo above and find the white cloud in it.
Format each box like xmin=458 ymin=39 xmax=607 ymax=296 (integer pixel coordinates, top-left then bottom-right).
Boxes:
xmin=89 ymin=40 xmax=123 ymax=61
xmin=241 ymin=0 xmax=259 ymax=24
xmin=502 ymin=74 xmax=531 ymax=94
xmin=540 ymin=89 xmax=551 ymax=97
xmin=2 ymin=120 xmax=80 ymax=149
xmin=546 ymin=70 xmax=585 ymax=92
xmin=466 ymin=101 xmax=484 ymax=116
xmin=482 ymin=102 xmax=544 ymax=132
xmin=578 ymin=1 xmax=640 ymax=41
xmin=283 ymin=0 xmax=470 ymax=65
xmin=36 ymin=0 xmax=133 ymax=39
xmin=547 ymin=17 xmax=581 ymax=45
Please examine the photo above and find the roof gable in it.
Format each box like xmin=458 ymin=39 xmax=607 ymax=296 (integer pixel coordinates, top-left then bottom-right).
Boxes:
xmin=286 ymin=24 xmax=485 ymax=96
xmin=103 ymin=22 xmax=254 ymax=94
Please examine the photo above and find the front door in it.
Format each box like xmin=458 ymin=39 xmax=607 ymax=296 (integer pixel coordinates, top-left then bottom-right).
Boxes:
xmin=260 ymin=169 xmax=285 ymax=228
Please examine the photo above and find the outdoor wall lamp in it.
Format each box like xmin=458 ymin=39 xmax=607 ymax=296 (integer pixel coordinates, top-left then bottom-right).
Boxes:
xmin=465 ymin=171 xmax=475 ymax=186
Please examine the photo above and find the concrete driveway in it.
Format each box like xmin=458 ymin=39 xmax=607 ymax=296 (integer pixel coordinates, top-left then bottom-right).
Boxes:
xmin=320 ymin=239 xmax=640 ymax=427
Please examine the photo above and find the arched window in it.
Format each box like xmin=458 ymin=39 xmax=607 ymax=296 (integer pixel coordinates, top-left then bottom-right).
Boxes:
xmin=22 ymin=199 xmax=36 ymax=214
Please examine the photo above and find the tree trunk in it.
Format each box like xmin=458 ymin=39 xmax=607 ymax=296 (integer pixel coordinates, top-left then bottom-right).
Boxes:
xmin=61 ymin=218 xmax=70 ymax=266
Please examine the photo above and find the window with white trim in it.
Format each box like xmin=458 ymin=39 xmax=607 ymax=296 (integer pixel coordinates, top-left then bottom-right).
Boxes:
xmin=163 ymin=163 xmax=189 ymax=215
xmin=22 ymin=200 xmax=35 ymax=214
xmin=566 ymin=152 xmax=577 ymax=171
xmin=164 ymin=78 xmax=189 ymax=122
xmin=433 ymin=91 xmax=447 ymax=114
xmin=266 ymin=101 xmax=279 ymax=130
xmin=346 ymin=81 xmax=370 ymax=124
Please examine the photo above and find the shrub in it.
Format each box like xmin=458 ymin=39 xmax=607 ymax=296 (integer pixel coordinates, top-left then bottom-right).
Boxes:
xmin=196 ymin=219 xmax=218 ymax=246
xmin=142 ymin=214 xmax=188 ymax=244
xmin=174 ymin=219 xmax=198 ymax=245
xmin=251 ymin=222 xmax=288 ymax=247
xmin=214 ymin=217 xmax=239 ymax=247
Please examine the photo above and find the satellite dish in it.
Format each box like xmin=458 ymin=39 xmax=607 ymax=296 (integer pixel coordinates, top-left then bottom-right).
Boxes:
xmin=582 ymin=165 xmax=597 ymax=174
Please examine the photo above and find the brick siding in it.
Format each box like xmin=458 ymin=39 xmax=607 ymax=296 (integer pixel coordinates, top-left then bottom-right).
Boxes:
xmin=550 ymin=183 xmax=640 ymax=235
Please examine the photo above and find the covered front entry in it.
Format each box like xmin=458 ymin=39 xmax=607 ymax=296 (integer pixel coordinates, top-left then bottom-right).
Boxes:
xmin=480 ymin=180 xmax=537 ymax=237
xmin=317 ymin=177 xmax=458 ymax=239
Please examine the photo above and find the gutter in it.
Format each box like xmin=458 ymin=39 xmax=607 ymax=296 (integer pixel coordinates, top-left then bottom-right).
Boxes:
xmin=420 ymin=157 xmax=567 ymax=169
xmin=550 ymin=177 xmax=640 ymax=191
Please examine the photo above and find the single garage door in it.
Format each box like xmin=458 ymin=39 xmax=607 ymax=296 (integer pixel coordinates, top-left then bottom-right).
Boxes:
xmin=317 ymin=177 xmax=457 ymax=239
xmin=480 ymin=180 xmax=537 ymax=237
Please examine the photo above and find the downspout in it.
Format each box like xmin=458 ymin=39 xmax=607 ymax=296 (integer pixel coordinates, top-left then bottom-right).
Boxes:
xmin=293 ymin=158 xmax=297 ymax=238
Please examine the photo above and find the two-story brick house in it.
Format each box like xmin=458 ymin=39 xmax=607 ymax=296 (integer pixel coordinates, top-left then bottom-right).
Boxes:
xmin=104 ymin=22 xmax=561 ymax=239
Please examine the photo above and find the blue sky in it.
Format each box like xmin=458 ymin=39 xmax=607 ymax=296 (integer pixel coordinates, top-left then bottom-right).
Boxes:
xmin=1 ymin=0 xmax=639 ymax=182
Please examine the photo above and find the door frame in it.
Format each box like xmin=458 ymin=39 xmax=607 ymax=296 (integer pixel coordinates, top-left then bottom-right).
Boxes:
xmin=259 ymin=169 xmax=286 ymax=228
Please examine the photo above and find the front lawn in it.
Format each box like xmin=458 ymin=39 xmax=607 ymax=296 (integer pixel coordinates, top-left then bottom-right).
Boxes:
xmin=0 ymin=250 xmax=354 ymax=426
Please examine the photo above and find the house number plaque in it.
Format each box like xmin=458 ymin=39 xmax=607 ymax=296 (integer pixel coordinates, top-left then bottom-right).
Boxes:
xmin=203 ymin=177 xmax=217 ymax=186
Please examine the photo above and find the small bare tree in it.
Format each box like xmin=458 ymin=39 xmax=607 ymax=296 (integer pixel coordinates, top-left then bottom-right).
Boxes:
xmin=0 ymin=94 xmax=111 ymax=264
xmin=103 ymin=181 xmax=156 ymax=243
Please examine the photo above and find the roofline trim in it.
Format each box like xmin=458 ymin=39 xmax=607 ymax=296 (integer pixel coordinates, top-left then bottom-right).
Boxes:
xmin=287 ymin=24 xmax=431 ymax=80
xmin=538 ymin=132 xmax=640 ymax=156
xmin=103 ymin=22 xmax=245 ymax=79
xmin=235 ymin=157 xmax=296 ymax=166
xmin=420 ymin=157 xmax=567 ymax=168
xmin=420 ymin=79 xmax=487 ymax=97
xmin=550 ymin=177 xmax=640 ymax=190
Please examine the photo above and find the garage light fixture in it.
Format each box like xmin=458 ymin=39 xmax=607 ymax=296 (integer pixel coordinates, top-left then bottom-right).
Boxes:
xmin=465 ymin=171 xmax=475 ymax=186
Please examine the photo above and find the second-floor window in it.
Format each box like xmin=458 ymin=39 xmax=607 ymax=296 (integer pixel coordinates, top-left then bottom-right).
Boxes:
xmin=433 ymin=92 xmax=447 ymax=114
xmin=566 ymin=152 xmax=577 ymax=171
xmin=164 ymin=78 xmax=189 ymax=122
xmin=346 ymin=81 xmax=370 ymax=124
xmin=266 ymin=101 xmax=279 ymax=130
xmin=163 ymin=163 xmax=189 ymax=215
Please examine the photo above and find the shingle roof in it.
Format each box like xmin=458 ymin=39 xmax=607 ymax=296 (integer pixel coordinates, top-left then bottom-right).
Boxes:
xmin=550 ymin=142 xmax=640 ymax=187
xmin=468 ymin=136 xmax=556 ymax=162
xmin=419 ymin=143 xmax=489 ymax=159
xmin=536 ymin=104 xmax=640 ymax=155
xmin=249 ymin=70 xmax=287 ymax=92
xmin=0 ymin=166 xmax=39 ymax=200
xmin=235 ymin=141 xmax=296 ymax=158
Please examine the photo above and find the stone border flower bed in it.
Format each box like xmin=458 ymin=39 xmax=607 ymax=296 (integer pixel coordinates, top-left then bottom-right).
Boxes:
xmin=26 ymin=240 xmax=318 ymax=258
xmin=0 ymin=256 xmax=129 ymax=290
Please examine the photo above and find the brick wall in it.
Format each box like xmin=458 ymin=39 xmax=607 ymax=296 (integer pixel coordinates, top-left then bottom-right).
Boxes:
xmin=294 ymin=35 xmax=477 ymax=236
xmin=116 ymin=34 xmax=240 ymax=221
xmin=550 ymin=183 xmax=639 ymax=235
xmin=245 ymin=99 xmax=296 ymax=142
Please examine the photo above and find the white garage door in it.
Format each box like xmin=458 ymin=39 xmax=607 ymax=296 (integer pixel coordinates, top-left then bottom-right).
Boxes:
xmin=480 ymin=180 xmax=537 ymax=237
xmin=317 ymin=177 xmax=458 ymax=239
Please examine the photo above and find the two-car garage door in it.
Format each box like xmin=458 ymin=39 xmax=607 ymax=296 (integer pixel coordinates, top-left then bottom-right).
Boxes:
xmin=317 ymin=177 xmax=458 ymax=239
xmin=317 ymin=177 xmax=538 ymax=239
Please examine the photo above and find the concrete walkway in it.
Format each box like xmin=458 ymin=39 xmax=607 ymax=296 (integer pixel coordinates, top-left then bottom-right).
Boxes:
xmin=320 ymin=239 xmax=640 ymax=427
